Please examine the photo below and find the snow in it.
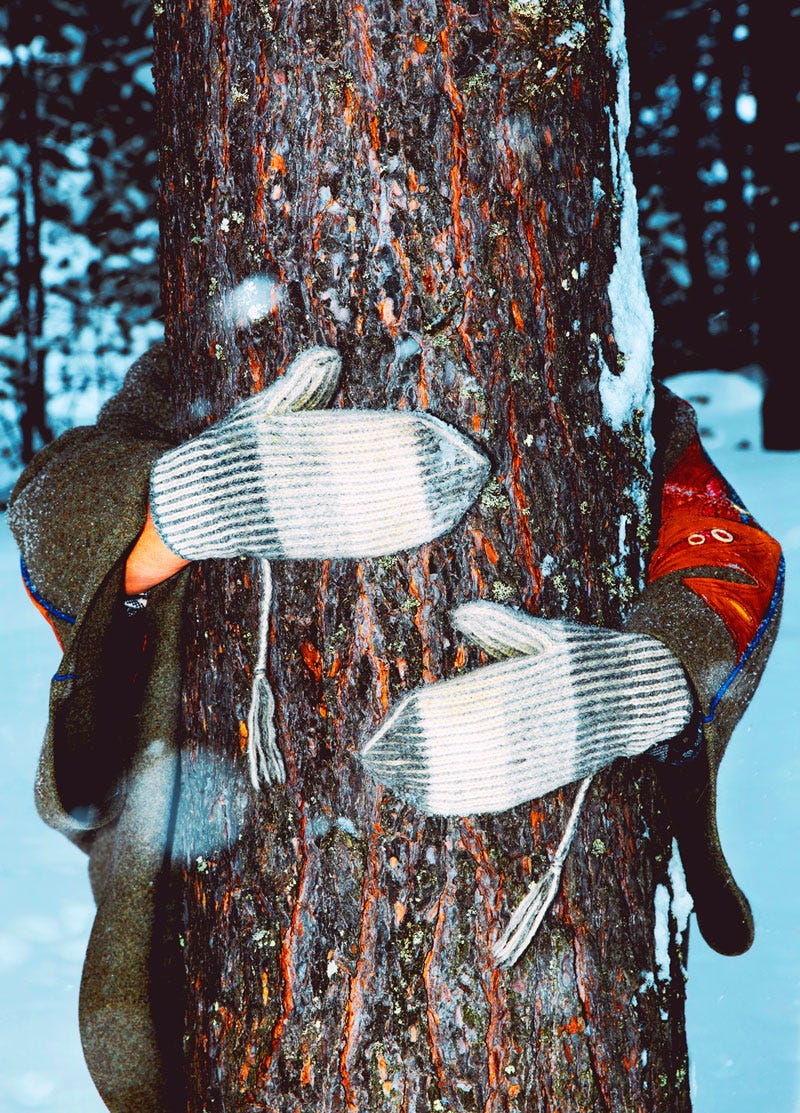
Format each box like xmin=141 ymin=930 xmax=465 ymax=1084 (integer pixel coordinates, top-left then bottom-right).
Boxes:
xmin=736 ymin=93 xmax=758 ymax=124
xmin=654 ymin=839 xmax=694 ymax=985
xmin=698 ymin=158 xmax=730 ymax=185
xmin=0 ymin=533 xmax=104 ymax=1111
xmin=219 ymin=274 xmax=280 ymax=329
xmin=668 ymin=839 xmax=693 ymax=941
xmin=555 ymin=22 xmax=587 ymax=49
xmin=0 ymin=368 xmax=798 ymax=1111
xmin=602 ymin=0 xmax=656 ymax=444
xmin=654 ymin=882 xmax=672 ymax=981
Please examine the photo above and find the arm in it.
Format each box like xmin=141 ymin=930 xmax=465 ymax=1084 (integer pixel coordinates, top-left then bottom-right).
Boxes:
xmin=11 ymin=341 xmax=489 ymax=829
xmin=627 ymin=388 xmax=783 ymax=736
xmin=124 ymin=508 xmax=189 ymax=596
xmin=7 ymin=345 xmax=184 ymax=836
xmin=626 ymin=386 xmax=784 ymax=956
xmin=360 ymin=386 xmax=783 ymax=960
xmin=8 ymin=344 xmax=177 ymax=650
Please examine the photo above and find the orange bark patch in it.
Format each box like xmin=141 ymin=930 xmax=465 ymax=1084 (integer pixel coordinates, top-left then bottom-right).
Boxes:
xmin=369 ymin=114 xmax=380 ymax=153
xmin=300 ymin=641 xmax=323 ymax=681
xmin=537 ymin=195 xmax=548 ymax=232
xmin=378 ymin=296 xmax=400 ymax=331
xmin=344 ymin=85 xmax=355 ymax=126
xmin=301 ymin=1054 xmax=313 ymax=1086
xmin=559 ymin=1014 xmax=585 ymax=1036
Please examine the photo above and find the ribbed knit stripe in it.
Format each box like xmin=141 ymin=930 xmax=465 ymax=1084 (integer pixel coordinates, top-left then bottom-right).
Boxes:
xmin=151 ymin=409 xmax=489 ymax=562
xmin=150 ymin=428 xmax=276 ymax=560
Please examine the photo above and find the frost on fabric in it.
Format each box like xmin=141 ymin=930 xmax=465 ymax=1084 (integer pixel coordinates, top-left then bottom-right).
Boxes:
xmin=601 ymin=0 xmax=655 ymax=452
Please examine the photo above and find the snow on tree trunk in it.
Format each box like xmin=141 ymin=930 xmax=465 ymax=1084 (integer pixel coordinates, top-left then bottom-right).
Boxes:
xmin=153 ymin=1 xmax=692 ymax=1109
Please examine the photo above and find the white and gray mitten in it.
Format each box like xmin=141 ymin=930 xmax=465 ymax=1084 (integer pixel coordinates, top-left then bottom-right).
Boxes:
xmin=149 ymin=347 xmax=489 ymax=562
xmin=360 ymin=600 xmax=694 ymax=816
xmin=149 ymin=345 xmax=489 ymax=793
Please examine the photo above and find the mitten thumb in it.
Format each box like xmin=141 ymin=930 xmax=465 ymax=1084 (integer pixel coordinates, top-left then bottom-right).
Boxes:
xmin=228 ymin=345 xmax=342 ymax=422
xmin=450 ymin=601 xmax=558 ymax=659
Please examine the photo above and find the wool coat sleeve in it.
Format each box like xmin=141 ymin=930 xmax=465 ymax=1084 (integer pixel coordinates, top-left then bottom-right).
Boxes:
xmin=8 ymin=344 xmax=193 ymax=1112
xmin=626 ymin=384 xmax=784 ymax=956
xmin=6 ymin=342 xmax=183 ymax=840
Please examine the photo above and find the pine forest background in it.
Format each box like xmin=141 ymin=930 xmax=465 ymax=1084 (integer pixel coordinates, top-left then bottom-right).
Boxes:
xmin=0 ymin=0 xmax=798 ymax=504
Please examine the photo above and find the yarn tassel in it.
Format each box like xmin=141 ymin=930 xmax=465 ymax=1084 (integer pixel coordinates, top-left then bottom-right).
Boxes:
xmin=246 ymin=559 xmax=286 ymax=788
xmin=493 ymin=775 xmax=593 ymax=967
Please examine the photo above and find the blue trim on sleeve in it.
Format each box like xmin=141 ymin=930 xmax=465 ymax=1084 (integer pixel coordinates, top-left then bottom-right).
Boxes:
xmin=20 ymin=558 xmax=76 ymax=626
xmin=53 ymin=673 xmax=77 ymax=681
xmin=703 ymin=553 xmax=785 ymax=724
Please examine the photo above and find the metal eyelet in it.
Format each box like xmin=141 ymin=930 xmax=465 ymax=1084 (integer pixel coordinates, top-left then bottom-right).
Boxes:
xmin=687 ymin=533 xmax=706 ymax=546
xmin=711 ymin=528 xmax=734 ymax=543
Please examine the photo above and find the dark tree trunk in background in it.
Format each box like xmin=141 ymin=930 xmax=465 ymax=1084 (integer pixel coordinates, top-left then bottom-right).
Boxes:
xmin=154 ymin=1 xmax=691 ymax=1109
xmin=9 ymin=59 xmax=50 ymax=462
xmin=750 ymin=3 xmax=800 ymax=450
xmin=627 ymin=3 xmax=766 ymax=381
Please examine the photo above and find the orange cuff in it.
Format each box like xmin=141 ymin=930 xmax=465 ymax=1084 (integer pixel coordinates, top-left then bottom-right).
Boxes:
xmin=125 ymin=507 xmax=190 ymax=595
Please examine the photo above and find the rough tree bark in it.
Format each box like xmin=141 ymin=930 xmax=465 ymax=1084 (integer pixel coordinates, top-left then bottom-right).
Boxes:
xmin=153 ymin=1 xmax=692 ymax=1109
xmin=749 ymin=3 xmax=800 ymax=450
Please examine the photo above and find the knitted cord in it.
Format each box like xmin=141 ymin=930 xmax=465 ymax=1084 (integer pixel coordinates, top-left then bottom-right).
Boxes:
xmin=493 ymin=775 xmax=593 ymax=967
xmin=245 ymin=558 xmax=285 ymax=788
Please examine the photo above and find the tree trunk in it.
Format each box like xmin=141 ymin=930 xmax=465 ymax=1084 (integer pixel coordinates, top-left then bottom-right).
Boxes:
xmin=10 ymin=58 xmax=50 ymax=463
xmin=153 ymin=1 xmax=692 ymax=1109
xmin=749 ymin=3 xmax=800 ymax=450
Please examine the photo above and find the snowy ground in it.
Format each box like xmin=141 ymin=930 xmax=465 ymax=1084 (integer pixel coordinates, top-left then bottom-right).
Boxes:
xmin=0 ymin=369 xmax=797 ymax=1112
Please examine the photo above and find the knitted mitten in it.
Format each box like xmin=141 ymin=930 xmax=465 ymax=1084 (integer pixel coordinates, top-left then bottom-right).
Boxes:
xmin=360 ymin=601 xmax=694 ymax=816
xmin=149 ymin=348 xmax=489 ymax=562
